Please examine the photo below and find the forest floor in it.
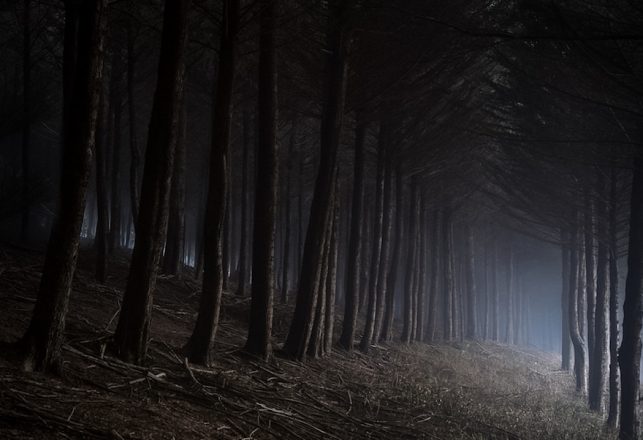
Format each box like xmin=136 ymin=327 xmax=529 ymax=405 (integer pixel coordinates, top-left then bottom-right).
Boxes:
xmin=0 ymin=243 xmax=614 ymax=439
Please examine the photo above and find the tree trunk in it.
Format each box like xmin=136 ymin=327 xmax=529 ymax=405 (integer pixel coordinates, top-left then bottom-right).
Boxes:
xmin=324 ymin=192 xmax=340 ymax=355
xmin=442 ymin=208 xmax=454 ymax=341
xmin=561 ymin=230 xmax=571 ymax=370
xmin=619 ymin=157 xmax=643 ymax=440
xmin=416 ymin=199 xmax=427 ymax=342
xmin=163 ymin=101 xmax=187 ymax=276
xmin=113 ymin=0 xmax=190 ymax=364
xmin=183 ymin=0 xmax=237 ymax=366
xmin=402 ymin=177 xmax=419 ymax=344
xmin=109 ymin=60 xmax=123 ymax=252
xmin=381 ymin=156 xmax=403 ymax=343
xmin=338 ymin=117 xmax=366 ymax=350
xmin=245 ymin=0 xmax=278 ymax=360
xmin=426 ymin=211 xmax=440 ymax=342
xmin=359 ymin=139 xmax=385 ymax=352
xmin=237 ymin=111 xmax=251 ymax=296
xmin=284 ymin=1 xmax=349 ymax=360
xmin=94 ymin=81 xmax=110 ymax=283
xmin=607 ymin=166 xmax=620 ymax=428
xmin=569 ymin=216 xmax=588 ymax=394
xmin=280 ymin=126 xmax=294 ymax=304
xmin=21 ymin=0 xmax=31 ymax=242
xmin=505 ymin=246 xmax=514 ymax=344
xmin=589 ymin=173 xmax=609 ymax=413
xmin=17 ymin=0 xmax=106 ymax=373
xmin=127 ymin=17 xmax=140 ymax=230
xmin=585 ymin=190 xmax=597 ymax=389
xmin=465 ymin=224 xmax=477 ymax=340
xmin=492 ymin=239 xmax=499 ymax=342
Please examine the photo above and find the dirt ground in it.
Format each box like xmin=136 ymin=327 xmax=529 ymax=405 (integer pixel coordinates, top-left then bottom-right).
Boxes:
xmin=0 ymin=244 xmax=612 ymax=439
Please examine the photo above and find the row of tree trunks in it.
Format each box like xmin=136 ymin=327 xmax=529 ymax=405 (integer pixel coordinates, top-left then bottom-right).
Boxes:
xmin=183 ymin=0 xmax=238 ymax=366
xmin=338 ymin=115 xmax=366 ymax=350
xmin=284 ymin=1 xmax=349 ymax=360
xmin=112 ymin=0 xmax=191 ymax=364
xmin=17 ymin=0 xmax=107 ymax=373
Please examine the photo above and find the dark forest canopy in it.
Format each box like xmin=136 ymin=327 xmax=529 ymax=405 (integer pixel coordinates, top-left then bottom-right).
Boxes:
xmin=0 ymin=0 xmax=642 ymax=438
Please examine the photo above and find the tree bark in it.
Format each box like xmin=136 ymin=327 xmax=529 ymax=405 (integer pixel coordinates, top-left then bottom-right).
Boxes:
xmin=94 ymin=80 xmax=110 ymax=283
xmin=359 ymin=138 xmax=385 ymax=352
xmin=113 ymin=0 xmax=190 ymax=364
xmin=284 ymin=1 xmax=349 ymax=360
xmin=465 ymin=224 xmax=477 ymax=340
xmin=607 ymin=166 xmax=620 ymax=428
xmin=163 ymin=101 xmax=187 ymax=276
xmin=245 ymin=0 xmax=278 ymax=360
xmin=569 ymin=216 xmax=588 ymax=394
xmin=589 ymin=173 xmax=609 ymax=413
xmin=184 ymin=0 xmax=238 ymax=365
xmin=401 ymin=177 xmax=419 ymax=344
xmin=561 ymin=229 xmax=571 ymax=370
xmin=17 ymin=0 xmax=106 ymax=373
xmin=338 ymin=117 xmax=366 ymax=350
xmin=21 ymin=0 xmax=31 ymax=242
xmin=619 ymin=157 xmax=643 ymax=440
xmin=127 ymin=16 xmax=140 ymax=230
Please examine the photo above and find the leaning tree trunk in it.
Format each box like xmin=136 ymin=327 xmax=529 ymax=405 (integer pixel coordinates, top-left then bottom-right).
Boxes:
xmin=589 ymin=173 xmax=609 ymax=413
xmin=17 ymin=0 xmax=106 ymax=373
xmin=184 ymin=0 xmax=238 ymax=366
xmin=619 ymin=157 xmax=643 ymax=440
xmin=338 ymin=116 xmax=366 ymax=350
xmin=284 ymin=1 xmax=349 ymax=360
xmin=113 ymin=0 xmax=191 ymax=364
xmin=245 ymin=0 xmax=278 ymax=360
xmin=607 ymin=166 xmax=620 ymax=428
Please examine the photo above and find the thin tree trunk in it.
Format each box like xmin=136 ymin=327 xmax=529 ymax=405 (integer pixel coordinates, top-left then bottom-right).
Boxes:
xmin=245 ymin=0 xmax=278 ymax=360
xmin=339 ymin=117 xmax=366 ymax=350
xmin=280 ymin=126 xmax=294 ymax=304
xmin=324 ymin=192 xmax=339 ymax=355
xmin=237 ymin=111 xmax=251 ymax=296
xmin=381 ymin=157 xmax=403 ymax=343
xmin=585 ymin=189 xmax=597 ymax=389
xmin=442 ymin=208 xmax=454 ymax=341
xmin=184 ymin=0 xmax=237 ymax=365
xmin=465 ymin=224 xmax=477 ymax=340
xmin=416 ymin=198 xmax=427 ymax=342
xmin=589 ymin=173 xmax=609 ymax=413
xmin=492 ymin=239 xmax=499 ymax=342
xmin=94 ymin=80 xmax=110 ymax=283
xmin=619 ymin=157 xmax=643 ymax=440
xmin=426 ymin=211 xmax=440 ymax=342
xmin=402 ymin=177 xmax=419 ymax=344
xmin=127 ymin=17 xmax=140 ymax=230
xmin=569 ymin=215 xmax=588 ymax=394
xmin=561 ymin=230 xmax=571 ymax=370
xmin=17 ymin=0 xmax=106 ymax=373
xmin=505 ymin=246 xmax=514 ymax=344
xmin=607 ymin=166 xmax=620 ymax=428
xmin=109 ymin=60 xmax=122 ymax=252
xmin=113 ymin=0 xmax=190 ymax=364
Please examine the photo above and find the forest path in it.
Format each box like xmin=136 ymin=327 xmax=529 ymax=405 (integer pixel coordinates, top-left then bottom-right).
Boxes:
xmin=0 ymin=245 xmax=610 ymax=439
